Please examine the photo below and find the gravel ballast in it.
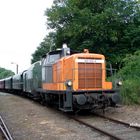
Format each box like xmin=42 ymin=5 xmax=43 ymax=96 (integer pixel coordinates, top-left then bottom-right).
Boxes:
xmin=0 ymin=92 xmax=140 ymax=140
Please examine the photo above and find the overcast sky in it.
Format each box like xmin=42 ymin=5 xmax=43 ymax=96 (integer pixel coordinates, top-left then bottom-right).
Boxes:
xmin=0 ymin=0 xmax=53 ymax=74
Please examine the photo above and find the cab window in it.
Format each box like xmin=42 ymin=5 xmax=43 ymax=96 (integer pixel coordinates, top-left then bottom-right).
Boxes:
xmin=48 ymin=54 xmax=60 ymax=63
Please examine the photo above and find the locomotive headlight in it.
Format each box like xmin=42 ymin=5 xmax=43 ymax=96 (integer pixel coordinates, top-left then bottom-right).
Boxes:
xmin=117 ymin=81 xmax=122 ymax=86
xmin=66 ymin=80 xmax=72 ymax=87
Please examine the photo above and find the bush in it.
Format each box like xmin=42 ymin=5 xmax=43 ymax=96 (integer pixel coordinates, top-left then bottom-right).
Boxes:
xmin=117 ymin=50 xmax=140 ymax=104
xmin=120 ymin=79 xmax=140 ymax=104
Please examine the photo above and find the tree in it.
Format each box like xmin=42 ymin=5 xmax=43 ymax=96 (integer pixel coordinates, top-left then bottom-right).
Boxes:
xmin=0 ymin=67 xmax=14 ymax=79
xmin=45 ymin=0 xmax=140 ymax=69
xmin=31 ymin=33 xmax=56 ymax=64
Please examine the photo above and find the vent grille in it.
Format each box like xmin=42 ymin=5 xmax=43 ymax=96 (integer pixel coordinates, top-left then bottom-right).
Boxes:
xmin=78 ymin=63 xmax=102 ymax=89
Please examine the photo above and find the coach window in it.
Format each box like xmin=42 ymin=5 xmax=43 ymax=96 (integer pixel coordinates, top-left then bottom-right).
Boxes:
xmin=42 ymin=67 xmax=45 ymax=82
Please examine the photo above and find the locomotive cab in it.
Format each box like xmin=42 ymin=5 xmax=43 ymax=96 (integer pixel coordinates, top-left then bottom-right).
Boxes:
xmin=42 ymin=46 xmax=71 ymax=84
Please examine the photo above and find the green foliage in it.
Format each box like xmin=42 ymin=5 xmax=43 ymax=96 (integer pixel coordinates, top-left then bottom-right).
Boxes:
xmin=117 ymin=50 xmax=140 ymax=104
xmin=0 ymin=67 xmax=14 ymax=79
xmin=31 ymin=33 xmax=56 ymax=64
xmin=120 ymin=79 xmax=140 ymax=104
xmin=45 ymin=0 xmax=140 ymax=69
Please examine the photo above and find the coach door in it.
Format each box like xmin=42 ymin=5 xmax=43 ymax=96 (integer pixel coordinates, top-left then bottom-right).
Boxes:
xmin=23 ymin=73 xmax=27 ymax=92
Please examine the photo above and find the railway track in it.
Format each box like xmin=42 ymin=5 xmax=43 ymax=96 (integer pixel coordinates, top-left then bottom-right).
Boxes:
xmin=93 ymin=113 xmax=140 ymax=130
xmin=68 ymin=113 xmax=140 ymax=140
xmin=0 ymin=115 xmax=13 ymax=140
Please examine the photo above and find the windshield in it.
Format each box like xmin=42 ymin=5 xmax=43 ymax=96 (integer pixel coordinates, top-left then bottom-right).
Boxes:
xmin=48 ymin=54 xmax=60 ymax=63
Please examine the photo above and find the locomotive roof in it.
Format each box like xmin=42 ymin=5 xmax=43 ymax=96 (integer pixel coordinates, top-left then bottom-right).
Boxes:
xmin=42 ymin=48 xmax=79 ymax=58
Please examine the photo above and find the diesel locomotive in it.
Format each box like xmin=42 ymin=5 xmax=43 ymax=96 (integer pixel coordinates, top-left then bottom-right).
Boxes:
xmin=0 ymin=46 xmax=120 ymax=112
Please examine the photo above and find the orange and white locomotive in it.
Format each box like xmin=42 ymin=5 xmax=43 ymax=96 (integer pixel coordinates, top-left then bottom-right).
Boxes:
xmin=40 ymin=45 xmax=120 ymax=111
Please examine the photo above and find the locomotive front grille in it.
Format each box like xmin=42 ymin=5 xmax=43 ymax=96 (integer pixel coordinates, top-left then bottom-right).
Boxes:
xmin=78 ymin=62 xmax=102 ymax=89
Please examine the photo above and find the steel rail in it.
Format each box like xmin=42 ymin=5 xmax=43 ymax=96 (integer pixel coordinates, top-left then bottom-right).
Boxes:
xmin=0 ymin=125 xmax=10 ymax=140
xmin=0 ymin=115 xmax=13 ymax=140
xmin=93 ymin=113 xmax=140 ymax=130
xmin=69 ymin=116 xmax=124 ymax=140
